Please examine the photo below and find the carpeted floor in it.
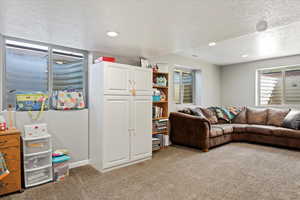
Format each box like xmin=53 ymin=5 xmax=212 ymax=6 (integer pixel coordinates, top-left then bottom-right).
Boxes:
xmin=4 ymin=143 xmax=300 ymax=200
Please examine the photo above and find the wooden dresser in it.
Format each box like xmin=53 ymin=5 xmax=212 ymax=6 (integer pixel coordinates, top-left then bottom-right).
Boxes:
xmin=0 ymin=130 xmax=21 ymax=196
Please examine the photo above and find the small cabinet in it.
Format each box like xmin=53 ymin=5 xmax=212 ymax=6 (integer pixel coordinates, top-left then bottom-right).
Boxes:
xmin=104 ymin=63 xmax=131 ymax=95
xmin=0 ymin=130 xmax=21 ymax=196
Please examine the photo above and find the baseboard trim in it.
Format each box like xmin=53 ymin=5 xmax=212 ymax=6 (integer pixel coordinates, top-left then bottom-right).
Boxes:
xmin=69 ymin=159 xmax=89 ymax=169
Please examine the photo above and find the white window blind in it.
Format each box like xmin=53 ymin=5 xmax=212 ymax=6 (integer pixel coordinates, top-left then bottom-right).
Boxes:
xmin=173 ymin=69 xmax=195 ymax=104
xmin=5 ymin=40 xmax=49 ymax=108
xmin=257 ymin=66 xmax=300 ymax=105
xmin=182 ymin=72 xmax=193 ymax=104
xmin=52 ymin=49 xmax=84 ymax=91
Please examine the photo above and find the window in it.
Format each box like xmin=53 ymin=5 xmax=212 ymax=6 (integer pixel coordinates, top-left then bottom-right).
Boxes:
xmin=3 ymin=38 xmax=87 ymax=109
xmin=5 ymin=40 xmax=49 ymax=108
xmin=257 ymin=66 xmax=300 ymax=105
xmin=173 ymin=69 xmax=195 ymax=104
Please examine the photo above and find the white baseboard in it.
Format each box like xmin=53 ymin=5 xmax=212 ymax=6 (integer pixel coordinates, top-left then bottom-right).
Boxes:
xmin=69 ymin=159 xmax=89 ymax=169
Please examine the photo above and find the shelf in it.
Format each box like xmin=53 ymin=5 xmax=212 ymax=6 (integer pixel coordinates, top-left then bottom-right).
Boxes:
xmin=152 ymin=131 xmax=168 ymax=135
xmin=152 ymin=117 xmax=168 ymax=121
xmin=153 ymin=86 xmax=168 ymax=89
xmin=153 ymin=101 xmax=168 ymax=104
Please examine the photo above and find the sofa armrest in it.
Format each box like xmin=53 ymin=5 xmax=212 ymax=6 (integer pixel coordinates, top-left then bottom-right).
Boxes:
xmin=169 ymin=112 xmax=210 ymax=151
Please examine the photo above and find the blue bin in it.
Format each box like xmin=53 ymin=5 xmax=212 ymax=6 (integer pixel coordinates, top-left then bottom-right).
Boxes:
xmin=152 ymin=96 xmax=161 ymax=102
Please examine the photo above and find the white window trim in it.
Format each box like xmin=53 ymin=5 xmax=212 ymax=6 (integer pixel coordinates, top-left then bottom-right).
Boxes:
xmin=1 ymin=35 xmax=88 ymax=111
xmin=256 ymin=64 xmax=300 ymax=107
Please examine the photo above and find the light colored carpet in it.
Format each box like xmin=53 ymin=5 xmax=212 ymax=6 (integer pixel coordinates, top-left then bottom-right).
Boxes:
xmin=4 ymin=143 xmax=300 ymax=200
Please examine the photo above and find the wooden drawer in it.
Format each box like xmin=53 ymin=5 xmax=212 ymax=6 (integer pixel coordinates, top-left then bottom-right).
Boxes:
xmin=0 ymin=172 xmax=21 ymax=195
xmin=0 ymin=146 xmax=20 ymax=162
xmin=0 ymin=135 xmax=19 ymax=148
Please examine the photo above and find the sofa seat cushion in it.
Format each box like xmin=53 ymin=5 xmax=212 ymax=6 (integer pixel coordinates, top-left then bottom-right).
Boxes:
xmin=246 ymin=125 xmax=275 ymax=135
xmin=210 ymin=127 xmax=224 ymax=138
xmin=272 ymin=127 xmax=300 ymax=139
xmin=230 ymin=124 xmax=248 ymax=133
xmin=212 ymin=124 xmax=234 ymax=134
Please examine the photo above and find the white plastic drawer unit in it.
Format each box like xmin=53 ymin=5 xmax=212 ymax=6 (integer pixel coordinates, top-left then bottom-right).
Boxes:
xmin=25 ymin=166 xmax=53 ymax=187
xmin=23 ymin=135 xmax=51 ymax=155
xmin=24 ymin=151 xmax=52 ymax=170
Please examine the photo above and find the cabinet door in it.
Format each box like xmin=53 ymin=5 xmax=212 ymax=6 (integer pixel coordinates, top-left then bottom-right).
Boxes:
xmin=103 ymin=96 xmax=130 ymax=169
xmin=131 ymin=96 xmax=152 ymax=161
xmin=104 ymin=63 xmax=131 ymax=95
xmin=133 ymin=68 xmax=152 ymax=95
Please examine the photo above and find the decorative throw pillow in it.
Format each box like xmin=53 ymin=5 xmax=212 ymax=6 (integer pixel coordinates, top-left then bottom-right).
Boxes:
xmin=267 ymin=108 xmax=290 ymax=127
xmin=199 ymin=107 xmax=218 ymax=124
xmin=247 ymin=107 xmax=268 ymax=125
xmin=178 ymin=108 xmax=193 ymax=115
xmin=283 ymin=110 xmax=300 ymax=130
xmin=190 ymin=107 xmax=206 ymax=119
xmin=232 ymin=108 xmax=247 ymax=124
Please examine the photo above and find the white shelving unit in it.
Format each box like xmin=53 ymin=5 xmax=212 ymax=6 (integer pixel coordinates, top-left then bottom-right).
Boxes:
xmin=22 ymin=134 xmax=53 ymax=188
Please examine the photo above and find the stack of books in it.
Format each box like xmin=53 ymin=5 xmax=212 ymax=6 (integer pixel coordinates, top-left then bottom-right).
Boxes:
xmin=152 ymin=137 xmax=161 ymax=151
xmin=153 ymin=134 xmax=165 ymax=151
xmin=153 ymin=119 xmax=168 ymax=133
xmin=152 ymin=106 xmax=163 ymax=118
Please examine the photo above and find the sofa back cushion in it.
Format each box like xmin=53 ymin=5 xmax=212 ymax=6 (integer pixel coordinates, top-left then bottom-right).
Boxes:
xmin=199 ymin=107 xmax=218 ymax=124
xmin=190 ymin=107 xmax=206 ymax=118
xmin=267 ymin=108 xmax=290 ymax=127
xmin=283 ymin=110 xmax=300 ymax=130
xmin=232 ymin=108 xmax=247 ymax=124
xmin=247 ymin=107 xmax=268 ymax=125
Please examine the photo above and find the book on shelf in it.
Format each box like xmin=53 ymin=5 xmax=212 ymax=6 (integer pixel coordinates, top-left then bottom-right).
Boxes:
xmin=152 ymin=106 xmax=163 ymax=119
xmin=153 ymin=134 xmax=165 ymax=148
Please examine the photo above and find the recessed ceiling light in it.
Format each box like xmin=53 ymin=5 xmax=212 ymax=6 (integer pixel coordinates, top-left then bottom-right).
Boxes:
xmin=208 ymin=42 xmax=216 ymax=47
xmin=242 ymin=54 xmax=249 ymax=58
xmin=106 ymin=31 xmax=119 ymax=37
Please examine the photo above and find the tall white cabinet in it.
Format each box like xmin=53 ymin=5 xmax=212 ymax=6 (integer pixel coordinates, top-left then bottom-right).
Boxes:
xmin=89 ymin=62 xmax=152 ymax=172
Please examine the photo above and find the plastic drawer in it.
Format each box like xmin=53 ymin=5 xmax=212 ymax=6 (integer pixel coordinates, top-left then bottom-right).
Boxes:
xmin=24 ymin=152 xmax=52 ymax=171
xmin=24 ymin=138 xmax=51 ymax=155
xmin=25 ymin=166 xmax=52 ymax=187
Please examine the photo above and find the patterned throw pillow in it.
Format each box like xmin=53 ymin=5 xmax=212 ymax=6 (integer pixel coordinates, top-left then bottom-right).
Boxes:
xmin=199 ymin=107 xmax=218 ymax=124
xmin=283 ymin=110 xmax=300 ymax=130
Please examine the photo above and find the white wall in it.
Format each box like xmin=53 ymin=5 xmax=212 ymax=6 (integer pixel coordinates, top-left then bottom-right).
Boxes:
xmin=221 ymin=55 xmax=300 ymax=107
xmin=150 ymin=53 xmax=221 ymax=112
xmin=0 ymin=110 xmax=89 ymax=164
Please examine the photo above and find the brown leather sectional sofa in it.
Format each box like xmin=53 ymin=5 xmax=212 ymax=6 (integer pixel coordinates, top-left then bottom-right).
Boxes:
xmin=169 ymin=107 xmax=300 ymax=152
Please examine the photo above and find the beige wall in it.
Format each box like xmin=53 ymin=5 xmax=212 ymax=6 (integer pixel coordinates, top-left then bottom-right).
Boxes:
xmin=221 ymin=55 xmax=300 ymax=108
xmin=150 ymin=53 xmax=221 ymax=112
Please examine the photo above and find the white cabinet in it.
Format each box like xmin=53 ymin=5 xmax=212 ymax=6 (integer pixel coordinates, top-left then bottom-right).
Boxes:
xmin=89 ymin=62 xmax=152 ymax=172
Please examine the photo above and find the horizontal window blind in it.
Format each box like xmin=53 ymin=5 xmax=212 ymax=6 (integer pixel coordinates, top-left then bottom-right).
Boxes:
xmin=257 ymin=66 xmax=300 ymax=105
xmin=182 ymin=72 xmax=193 ymax=104
xmin=5 ymin=44 xmax=48 ymax=108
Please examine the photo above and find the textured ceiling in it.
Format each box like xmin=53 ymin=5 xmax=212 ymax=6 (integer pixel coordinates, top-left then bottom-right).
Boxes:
xmin=1 ymin=0 xmax=300 ymax=65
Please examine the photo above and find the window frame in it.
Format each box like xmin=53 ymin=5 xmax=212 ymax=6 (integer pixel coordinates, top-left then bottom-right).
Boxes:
xmin=173 ymin=68 xmax=196 ymax=105
xmin=1 ymin=36 xmax=88 ymax=110
xmin=256 ymin=65 xmax=300 ymax=107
